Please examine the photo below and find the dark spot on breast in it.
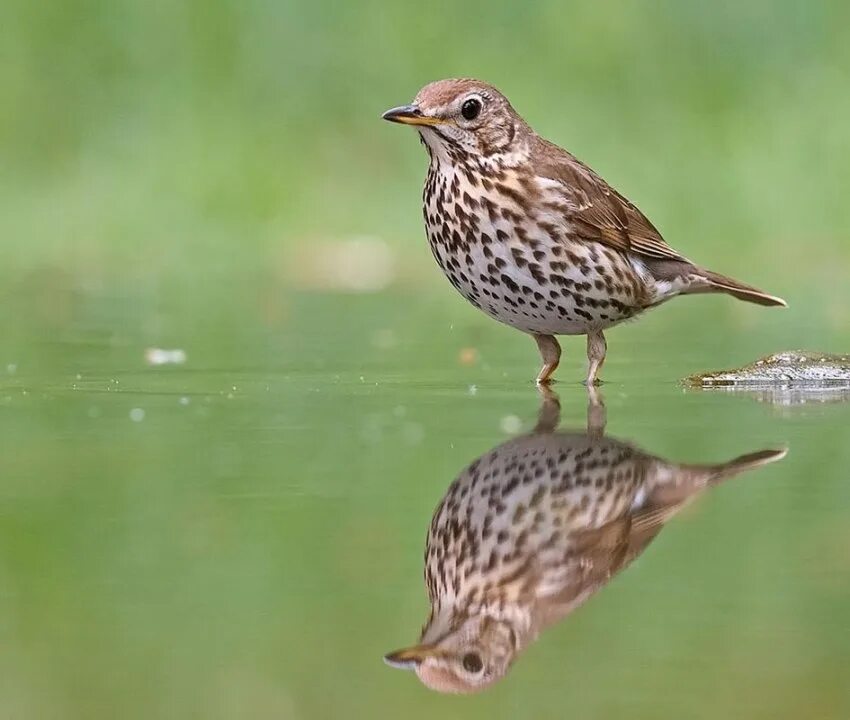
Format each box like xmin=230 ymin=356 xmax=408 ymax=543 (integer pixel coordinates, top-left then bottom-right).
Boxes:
xmin=550 ymin=274 xmax=574 ymax=287
xmin=530 ymin=487 xmax=545 ymax=507
xmin=539 ymin=221 xmax=559 ymax=238
xmin=500 ymin=274 xmax=520 ymax=293
xmin=501 ymin=207 xmax=521 ymax=223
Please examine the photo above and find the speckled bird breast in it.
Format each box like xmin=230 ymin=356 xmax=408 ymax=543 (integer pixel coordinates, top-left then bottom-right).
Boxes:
xmin=422 ymin=158 xmax=650 ymax=336
xmin=424 ymin=431 xmax=648 ymax=606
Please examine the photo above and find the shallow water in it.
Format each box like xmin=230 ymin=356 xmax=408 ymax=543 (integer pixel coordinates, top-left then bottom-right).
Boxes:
xmin=0 ymin=290 xmax=848 ymax=719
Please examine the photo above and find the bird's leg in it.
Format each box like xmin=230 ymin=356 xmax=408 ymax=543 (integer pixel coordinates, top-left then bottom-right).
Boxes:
xmin=586 ymin=384 xmax=606 ymax=438
xmin=533 ymin=385 xmax=561 ymax=433
xmin=533 ymin=334 xmax=561 ymax=385
xmin=585 ymin=331 xmax=607 ymax=386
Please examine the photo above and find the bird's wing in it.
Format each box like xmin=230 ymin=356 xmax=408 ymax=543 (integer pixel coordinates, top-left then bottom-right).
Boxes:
xmin=532 ymin=138 xmax=689 ymax=263
xmin=530 ymin=515 xmax=633 ymax=630
xmin=621 ymin=504 xmax=677 ymax=562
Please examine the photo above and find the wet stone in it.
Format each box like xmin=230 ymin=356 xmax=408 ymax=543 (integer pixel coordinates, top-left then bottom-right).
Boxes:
xmin=685 ymin=351 xmax=850 ymax=406
xmin=685 ymin=350 xmax=850 ymax=385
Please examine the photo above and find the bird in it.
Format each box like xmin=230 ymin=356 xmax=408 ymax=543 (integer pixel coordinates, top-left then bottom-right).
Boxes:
xmin=384 ymin=388 xmax=786 ymax=693
xmin=382 ymin=79 xmax=787 ymax=385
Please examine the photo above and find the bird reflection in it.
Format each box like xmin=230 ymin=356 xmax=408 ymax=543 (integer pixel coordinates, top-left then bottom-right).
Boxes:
xmin=385 ymin=388 xmax=786 ymax=694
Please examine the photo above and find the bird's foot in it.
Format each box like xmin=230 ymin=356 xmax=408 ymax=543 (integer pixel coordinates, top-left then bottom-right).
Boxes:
xmin=533 ymin=334 xmax=562 ymax=385
xmin=534 ymin=385 xmax=561 ymax=433
xmin=585 ymin=384 xmax=606 ymax=436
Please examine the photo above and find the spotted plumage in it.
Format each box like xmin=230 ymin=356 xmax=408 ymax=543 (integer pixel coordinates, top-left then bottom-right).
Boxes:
xmin=384 ymin=390 xmax=786 ymax=693
xmin=383 ymin=78 xmax=787 ymax=384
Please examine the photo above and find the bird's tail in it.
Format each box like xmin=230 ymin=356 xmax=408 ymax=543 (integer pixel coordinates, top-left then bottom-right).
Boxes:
xmin=644 ymin=447 xmax=787 ymax=511
xmin=701 ymin=447 xmax=789 ymax=485
xmin=683 ymin=269 xmax=788 ymax=307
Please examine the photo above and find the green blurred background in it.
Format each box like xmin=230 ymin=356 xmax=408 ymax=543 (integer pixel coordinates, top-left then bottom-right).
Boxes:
xmin=1 ymin=1 xmax=849 ymax=718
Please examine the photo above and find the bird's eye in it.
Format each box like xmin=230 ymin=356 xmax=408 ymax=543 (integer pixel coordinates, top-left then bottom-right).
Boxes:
xmin=461 ymin=652 xmax=484 ymax=673
xmin=461 ymin=98 xmax=482 ymax=121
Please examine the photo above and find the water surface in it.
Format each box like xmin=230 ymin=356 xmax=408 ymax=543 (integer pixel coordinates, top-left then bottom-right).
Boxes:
xmin=0 ymin=292 xmax=848 ymax=719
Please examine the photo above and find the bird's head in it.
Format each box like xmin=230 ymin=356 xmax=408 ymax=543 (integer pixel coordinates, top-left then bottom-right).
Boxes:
xmin=382 ymin=78 xmax=528 ymax=162
xmin=384 ymin=612 xmax=519 ymax=694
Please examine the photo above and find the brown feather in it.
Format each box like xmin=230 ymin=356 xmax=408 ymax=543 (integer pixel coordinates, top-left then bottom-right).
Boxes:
xmin=531 ymin=136 xmax=689 ymax=263
xmin=684 ymin=269 xmax=788 ymax=307
xmin=529 ymin=137 xmax=787 ymax=308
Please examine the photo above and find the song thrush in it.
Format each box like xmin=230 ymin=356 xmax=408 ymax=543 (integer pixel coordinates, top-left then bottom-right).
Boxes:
xmin=384 ymin=389 xmax=786 ymax=693
xmin=383 ymin=79 xmax=787 ymax=384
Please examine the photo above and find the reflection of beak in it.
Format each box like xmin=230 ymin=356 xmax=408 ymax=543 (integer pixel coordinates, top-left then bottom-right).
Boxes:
xmin=383 ymin=644 xmax=443 ymax=670
xmin=381 ymin=104 xmax=444 ymax=126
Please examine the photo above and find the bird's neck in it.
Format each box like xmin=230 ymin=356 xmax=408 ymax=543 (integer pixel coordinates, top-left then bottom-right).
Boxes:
xmin=481 ymin=138 xmax=533 ymax=173
xmin=424 ymin=596 xmax=533 ymax=642
xmin=425 ymin=136 xmax=532 ymax=178
xmin=421 ymin=600 xmax=533 ymax=652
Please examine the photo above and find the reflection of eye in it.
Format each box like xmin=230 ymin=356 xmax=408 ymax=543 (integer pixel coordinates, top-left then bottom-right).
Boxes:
xmin=461 ymin=98 xmax=482 ymax=121
xmin=462 ymin=652 xmax=484 ymax=673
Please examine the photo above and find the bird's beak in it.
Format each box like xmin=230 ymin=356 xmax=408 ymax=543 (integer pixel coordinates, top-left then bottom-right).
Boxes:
xmin=383 ymin=644 xmax=442 ymax=670
xmin=381 ymin=104 xmax=444 ymax=126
